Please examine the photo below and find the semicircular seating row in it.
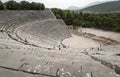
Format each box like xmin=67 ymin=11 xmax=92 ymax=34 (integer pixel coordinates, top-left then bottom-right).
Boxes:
xmin=0 ymin=10 xmax=71 ymax=48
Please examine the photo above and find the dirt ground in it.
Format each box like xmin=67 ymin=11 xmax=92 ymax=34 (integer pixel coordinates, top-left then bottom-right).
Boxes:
xmin=63 ymin=28 xmax=120 ymax=48
xmin=79 ymin=28 xmax=120 ymax=42
xmin=62 ymin=34 xmax=100 ymax=48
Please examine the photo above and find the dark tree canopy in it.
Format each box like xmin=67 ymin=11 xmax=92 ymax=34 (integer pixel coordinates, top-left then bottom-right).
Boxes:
xmin=0 ymin=0 xmax=45 ymax=10
xmin=0 ymin=0 xmax=6 ymax=10
xmin=20 ymin=1 xmax=31 ymax=10
xmin=51 ymin=8 xmax=120 ymax=32
xmin=30 ymin=2 xmax=45 ymax=10
xmin=4 ymin=0 xmax=19 ymax=10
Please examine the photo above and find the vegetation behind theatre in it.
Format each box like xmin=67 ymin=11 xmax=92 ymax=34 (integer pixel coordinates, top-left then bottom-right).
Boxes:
xmin=0 ymin=0 xmax=45 ymax=10
xmin=51 ymin=8 xmax=120 ymax=32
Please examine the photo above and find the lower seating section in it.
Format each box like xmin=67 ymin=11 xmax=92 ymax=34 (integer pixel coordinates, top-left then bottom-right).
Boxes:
xmin=0 ymin=32 xmax=41 ymax=50
xmin=83 ymin=45 xmax=120 ymax=74
xmin=17 ymin=30 xmax=58 ymax=48
xmin=0 ymin=38 xmax=119 ymax=77
xmin=0 ymin=27 xmax=120 ymax=77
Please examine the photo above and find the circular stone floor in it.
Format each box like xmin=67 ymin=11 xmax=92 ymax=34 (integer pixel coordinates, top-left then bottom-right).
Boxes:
xmin=62 ymin=34 xmax=100 ymax=48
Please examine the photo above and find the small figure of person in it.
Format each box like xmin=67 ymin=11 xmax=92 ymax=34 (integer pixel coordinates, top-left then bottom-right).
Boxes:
xmin=59 ymin=47 xmax=61 ymax=50
xmin=58 ymin=45 xmax=61 ymax=50
xmin=25 ymin=38 xmax=28 ymax=44
xmin=97 ymin=48 xmax=100 ymax=51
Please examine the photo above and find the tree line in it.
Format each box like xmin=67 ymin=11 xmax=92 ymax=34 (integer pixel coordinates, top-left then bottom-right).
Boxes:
xmin=51 ymin=8 xmax=120 ymax=32
xmin=0 ymin=0 xmax=45 ymax=10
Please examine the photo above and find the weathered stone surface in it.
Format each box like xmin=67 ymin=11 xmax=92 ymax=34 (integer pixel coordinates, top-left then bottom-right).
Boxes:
xmin=0 ymin=10 xmax=120 ymax=77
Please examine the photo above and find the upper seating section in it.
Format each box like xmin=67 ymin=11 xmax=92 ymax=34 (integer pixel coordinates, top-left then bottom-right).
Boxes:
xmin=0 ymin=10 xmax=56 ymax=32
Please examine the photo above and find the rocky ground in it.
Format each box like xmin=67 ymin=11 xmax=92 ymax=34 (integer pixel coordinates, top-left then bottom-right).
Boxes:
xmin=0 ymin=10 xmax=120 ymax=77
xmin=0 ymin=31 xmax=120 ymax=77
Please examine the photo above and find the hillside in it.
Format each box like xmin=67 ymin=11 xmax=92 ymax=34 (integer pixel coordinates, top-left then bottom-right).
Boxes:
xmin=80 ymin=1 xmax=120 ymax=13
xmin=67 ymin=1 xmax=103 ymax=10
xmin=67 ymin=6 xmax=81 ymax=10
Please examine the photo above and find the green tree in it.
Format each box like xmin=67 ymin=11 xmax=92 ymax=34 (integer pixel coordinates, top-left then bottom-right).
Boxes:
xmin=0 ymin=0 xmax=45 ymax=10
xmin=0 ymin=0 xmax=6 ymax=10
xmin=51 ymin=8 xmax=120 ymax=32
xmin=35 ymin=3 xmax=45 ymax=10
xmin=20 ymin=1 xmax=30 ymax=10
xmin=41 ymin=4 xmax=45 ymax=10
xmin=73 ymin=19 xmax=81 ymax=26
xmin=4 ymin=0 xmax=20 ymax=10
xmin=65 ymin=11 xmax=74 ymax=25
